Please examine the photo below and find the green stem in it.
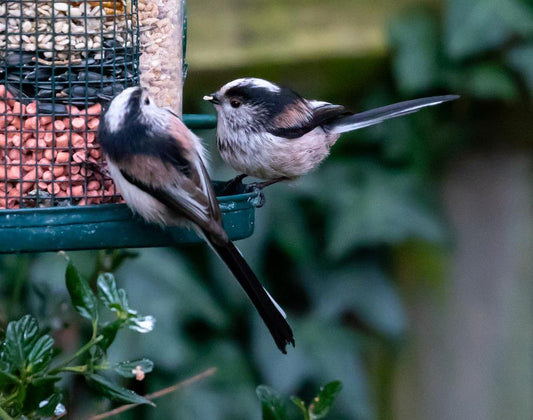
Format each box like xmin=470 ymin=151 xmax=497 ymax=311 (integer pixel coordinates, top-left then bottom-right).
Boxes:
xmin=0 ymin=391 xmax=19 ymax=408
xmin=0 ymin=405 xmax=14 ymax=420
xmin=0 ymin=371 xmax=20 ymax=385
xmin=50 ymin=335 xmax=103 ymax=374
xmin=58 ymin=366 xmax=88 ymax=374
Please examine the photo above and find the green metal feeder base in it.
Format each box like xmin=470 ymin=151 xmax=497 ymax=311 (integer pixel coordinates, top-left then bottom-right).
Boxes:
xmin=0 ymin=182 xmax=260 ymax=254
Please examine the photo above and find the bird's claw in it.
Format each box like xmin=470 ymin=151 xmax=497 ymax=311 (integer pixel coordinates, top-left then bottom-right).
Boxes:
xmin=220 ymin=174 xmax=248 ymax=196
xmin=248 ymin=187 xmax=266 ymax=208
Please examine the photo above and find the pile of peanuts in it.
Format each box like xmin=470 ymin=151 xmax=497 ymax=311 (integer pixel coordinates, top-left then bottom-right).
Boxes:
xmin=0 ymin=1 xmax=131 ymax=64
xmin=138 ymin=0 xmax=183 ymax=112
xmin=0 ymin=85 xmax=122 ymax=209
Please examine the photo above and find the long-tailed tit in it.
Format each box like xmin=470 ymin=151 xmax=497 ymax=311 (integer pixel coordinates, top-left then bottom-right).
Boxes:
xmin=97 ymin=87 xmax=294 ymax=353
xmin=204 ymin=78 xmax=459 ymax=188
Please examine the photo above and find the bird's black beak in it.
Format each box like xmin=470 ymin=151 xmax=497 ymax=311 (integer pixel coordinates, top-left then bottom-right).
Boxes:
xmin=203 ymin=93 xmax=220 ymax=105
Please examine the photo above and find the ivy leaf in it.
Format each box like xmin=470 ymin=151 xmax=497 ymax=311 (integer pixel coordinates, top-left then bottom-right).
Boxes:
xmin=86 ymin=373 xmax=154 ymax=406
xmin=113 ymin=359 xmax=154 ymax=378
xmin=256 ymin=385 xmax=288 ymax=420
xmin=507 ymin=44 xmax=533 ymax=96
xmin=389 ymin=10 xmax=441 ymax=94
xmin=65 ymin=260 xmax=98 ymax=322
xmin=309 ymin=381 xmax=343 ymax=420
xmin=323 ymin=162 xmax=446 ymax=258
xmin=461 ymin=64 xmax=518 ymax=100
xmin=2 ymin=315 xmax=54 ymax=374
xmin=445 ymin=0 xmax=533 ymax=58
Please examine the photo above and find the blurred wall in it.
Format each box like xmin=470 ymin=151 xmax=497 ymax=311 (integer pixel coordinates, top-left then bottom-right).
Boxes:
xmin=396 ymin=153 xmax=533 ymax=420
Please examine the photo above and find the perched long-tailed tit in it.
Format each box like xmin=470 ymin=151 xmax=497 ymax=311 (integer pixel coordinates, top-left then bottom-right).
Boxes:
xmin=204 ymin=78 xmax=459 ymax=188
xmin=97 ymin=87 xmax=294 ymax=353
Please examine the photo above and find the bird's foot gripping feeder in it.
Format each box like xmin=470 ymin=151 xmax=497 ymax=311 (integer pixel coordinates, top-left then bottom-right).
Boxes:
xmin=0 ymin=0 xmax=259 ymax=253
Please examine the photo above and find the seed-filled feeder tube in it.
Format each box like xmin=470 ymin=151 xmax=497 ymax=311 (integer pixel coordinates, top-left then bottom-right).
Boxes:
xmin=0 ymin=0 xmax=140 ymax=209
xmin=0 ymin=0 xmax=258 ymax=254
xmin=138 ymin=0 xmax=184 ymax=114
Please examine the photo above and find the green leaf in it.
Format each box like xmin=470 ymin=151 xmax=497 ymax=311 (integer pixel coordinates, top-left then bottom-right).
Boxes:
xmin=0 ymin=361 xmax=19 ymax=386
xmin=312 ymin=263 xmax=407 ymax=339
xmin=389 ymin=10 xmax=441 ymax=94
xmin=98 ymin=321 xmax=122 ymax=352
xmin=445 ymin=0 xmax=533 ymax=58
xmin=24 ymin=377 xmax=61 ymax=415
xmin=309 ymin=381 xmax=342 ymax=420
xmin=114 ymin=248 xmax=227 ymax=329
xmin=461 ymin=64 xmax=518 ymax=100
xmin=113 ymin=359 xmax=154 ymax=378
xmin=507 ymin=44 xmax=533 ymax=96
xmin=256 ymin=385 xmax=287 ymax=420
xmin=290 ymin=396 xmax=308 ymax=419
xmin=323 ymin=162 xmax=446 ymax=258
xmin=26 ymin=334 xmax=54 ymax=373
xmin=1 ymin=315 xmax=54 ymax=375
xmin=97 ymin=273 xmax=132 ymax=316
xmin=65 ymin=260 xmax=98 ymax=322
xmin=86 ymin=373 xmax=154 ymax=406
xmin=35 ymin=392 xmax=63 ymax=417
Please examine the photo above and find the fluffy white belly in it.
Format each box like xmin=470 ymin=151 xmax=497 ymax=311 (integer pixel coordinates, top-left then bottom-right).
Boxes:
xmin=107 ymin=159 xmax=177 ymax=226
xmin=218 ymin=127 xmax=338 ymax=180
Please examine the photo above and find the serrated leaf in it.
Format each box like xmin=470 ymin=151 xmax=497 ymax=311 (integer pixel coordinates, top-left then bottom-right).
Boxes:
xmin=65 ymin=260 xmax=98 ymax=322
xmin=256 ymin=385 xmax=287 ymax=420
xmin=26 ymin=334 xmax=54 ymax=373
xmin=86 ymin=373 xmax=154 ymax=406
xmin=309 ymin=381 xmax=342 ymax=420
xmin=2 ymin=315 xmax=53 ymax=374
xmin=97 ymin=273 xmax=131 ymax=316
xmin=113 ymin=359 xmax=154 ymax=378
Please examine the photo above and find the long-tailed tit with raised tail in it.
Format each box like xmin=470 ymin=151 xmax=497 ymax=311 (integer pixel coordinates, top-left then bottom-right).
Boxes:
xmin=97 ymin=86 xmax=294 ymax=353
xmin=204 ymin=78 xmax=459 ymax=188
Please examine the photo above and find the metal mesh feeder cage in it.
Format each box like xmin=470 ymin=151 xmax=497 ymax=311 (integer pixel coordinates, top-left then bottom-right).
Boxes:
xmin=0 ymin=0 xmax=259 ymax=253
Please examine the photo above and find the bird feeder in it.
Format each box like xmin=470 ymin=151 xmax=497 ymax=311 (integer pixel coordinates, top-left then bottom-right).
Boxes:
xmin=0 ymin=0 xmax=259 ymax=253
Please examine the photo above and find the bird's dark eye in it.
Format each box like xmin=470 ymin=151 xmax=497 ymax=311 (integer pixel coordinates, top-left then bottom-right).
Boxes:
xmin=144 ymin=97 xmax=150 ymax=105
xmin=230 ymin=99 xmax=241 ymax=108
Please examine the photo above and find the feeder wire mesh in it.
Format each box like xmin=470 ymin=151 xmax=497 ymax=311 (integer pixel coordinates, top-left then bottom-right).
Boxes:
xmin=0 ymin=0 xmax=140 ymax=209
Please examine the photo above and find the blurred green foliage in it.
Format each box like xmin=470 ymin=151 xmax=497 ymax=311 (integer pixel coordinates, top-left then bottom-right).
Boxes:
xmin=1 ymin=0 xmax=532 ymax=418
xmin=0 ymin=256 xmax=155 ymax=419
xmin=257 ymin=380 xmax=342 ymax=420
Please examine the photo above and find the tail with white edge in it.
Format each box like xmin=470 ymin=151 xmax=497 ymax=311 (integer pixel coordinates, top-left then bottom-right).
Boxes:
xmin=205 ymin=236 xmax=295 ymax=353
xmin=326 ymin=95 xmax=459 ymax=134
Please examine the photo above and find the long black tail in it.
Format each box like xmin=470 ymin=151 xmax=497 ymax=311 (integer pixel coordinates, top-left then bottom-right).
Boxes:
xmin=207 ymin=238 xmax=294 ymax=353
xmin=327 ymin=95 xmax=459 ymax=134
